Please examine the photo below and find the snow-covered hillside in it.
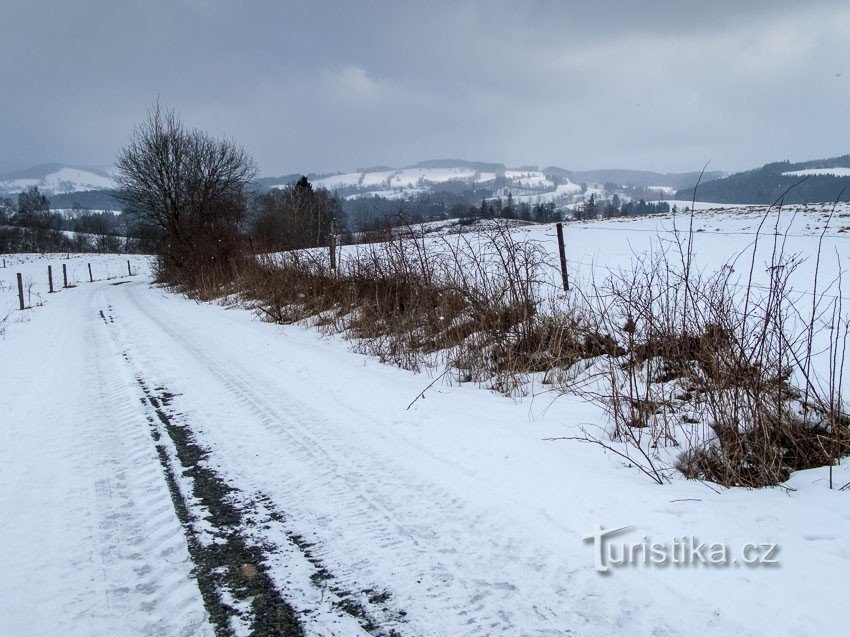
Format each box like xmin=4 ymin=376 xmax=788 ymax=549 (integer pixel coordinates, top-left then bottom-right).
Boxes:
xmin=0 ymin=164 xmax=116 ymax=196
xmin=309 ymin=166 xmax=481 ymax=192
xmin=0 ymin=160 xmax=715 ymax=215
xmin=274 ymin=164 xmax=587 ymax=205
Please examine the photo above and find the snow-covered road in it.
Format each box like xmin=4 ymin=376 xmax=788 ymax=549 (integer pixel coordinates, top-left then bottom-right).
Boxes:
xmin=0 ymin=277 xmax=210 ymax=636
xmin=2 ymin=255 xmax=849 ymax=636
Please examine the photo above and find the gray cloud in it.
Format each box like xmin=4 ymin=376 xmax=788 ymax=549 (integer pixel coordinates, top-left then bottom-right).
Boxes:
xmin=1 ymin=0 xmax=848 ymax=176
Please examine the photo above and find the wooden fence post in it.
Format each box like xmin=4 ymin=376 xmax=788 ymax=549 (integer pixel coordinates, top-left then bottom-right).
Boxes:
xmin=127 ymin=259 xmax=132 ymax=276
xmin=63 ymin=263 xmax=68 ymax=288
xmin=17 ymin=273 xmax=25 ymax=310
xmin=48 ymin=265 xmax=54 ymax=293
xmin=556 ymin=222 xmax=569 ymax=292
xmin=329 ymin=219 xmax=337 ymax=271
xmin=88 ymin=263 xmax=93 ymax=282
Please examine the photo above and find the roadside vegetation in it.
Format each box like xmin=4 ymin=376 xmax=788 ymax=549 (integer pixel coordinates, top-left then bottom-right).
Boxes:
xmin=113 ymin=104 xmax=850 ymax=489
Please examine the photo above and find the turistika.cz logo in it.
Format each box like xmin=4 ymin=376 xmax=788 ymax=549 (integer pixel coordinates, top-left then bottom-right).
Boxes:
xmin=583 ymin=525 xmax=780 ymax=573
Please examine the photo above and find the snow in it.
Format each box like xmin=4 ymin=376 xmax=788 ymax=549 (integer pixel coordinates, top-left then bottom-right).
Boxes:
xmin=0 ymin=167 xmax=115 ymax=195
xmin=0 ymin=254 xmax=210 ymax=636
xmin=646 ymin=185 xmax=677 ymax=195
xmin=390 ymin=167 xmax=476 ymax=186
xmin=346 ymin=187 xmax=426 ymax=201
xmin=1 ymin=206 xmax=850 ymax=636
xmin=510 ymin=181 xmax=582 ymax=204
xmin=584 ymin=183 xmax=605 ymax=198
xmin=290 ymin=167 xmax=594 ymax=204
xmin=360 ymin=170 xmax=398 ymax=188
xmin=0 ymin=177 xmax=39 ymax=192
xmin=504 ymin=170 xmax=553 ymax=189
xmin=783 ymin=167 xmax=850 ymax=177
xmin=269 ymin=168 xmax=750 ymax=215
xmin=41 ymin=167 xmax=115 ymax=192
xmin=313 ymin=167 xmax=481 ymax=194
xmin=655 ymin=199 xmax=749 ymax=210
xmin=312 ymin=172 xmax=364 ymax=189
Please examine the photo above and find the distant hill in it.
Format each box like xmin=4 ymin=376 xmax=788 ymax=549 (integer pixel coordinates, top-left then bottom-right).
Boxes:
xmin=0 ymin=162 xmax=69 ymax=181
xmin=409 ymin=159 xmax=506 ymax=173
xmin=0 ymin=163 xmax=115 ymax=196
xmin=252 ymin=174 xmax=306 ymax=191
xmin=7 ymin=155 xmax=847 ymax=213
xmin=674 ymin=156 xmax=850 ymax=204
xmin=568 ymin=168 xmax=726 ymax=189
xmin=538 ymin=166 xmax=725 ymax=189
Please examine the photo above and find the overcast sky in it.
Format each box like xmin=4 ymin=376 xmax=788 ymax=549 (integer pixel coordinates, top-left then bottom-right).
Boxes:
xmin=1 ymin=0 xmax=848 ymax=176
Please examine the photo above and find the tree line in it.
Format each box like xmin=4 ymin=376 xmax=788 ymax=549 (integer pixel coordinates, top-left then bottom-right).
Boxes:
xmin=572 ymin=193 xmax=671 ymax=221
xmin=674 ymin=158 xmax=850 ymax=204
xmin=0 ymin=187 xmax=139 ymax=253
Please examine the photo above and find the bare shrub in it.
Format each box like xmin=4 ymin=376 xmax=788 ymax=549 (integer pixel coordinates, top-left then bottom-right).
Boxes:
xmin=563 ymin=202 xmax=850 ymax=487
xmin=239 ymin=219 xmax=583 ymax=389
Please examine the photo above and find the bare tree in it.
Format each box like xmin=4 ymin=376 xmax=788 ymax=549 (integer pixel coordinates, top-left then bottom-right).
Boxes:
xmin=115 ymin=102 xmax=257 ymax=282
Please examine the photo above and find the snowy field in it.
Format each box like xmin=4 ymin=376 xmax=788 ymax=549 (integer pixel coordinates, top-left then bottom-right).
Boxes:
xmin=1 ymin=205 xmax=849 ymax=636
xmin=0 ymin=253 xmax=149 ymax=319
xmin=562 ymin=202 xmax=849 ymax=292
xmin=504 ymin=170 xmax=553 ymax=188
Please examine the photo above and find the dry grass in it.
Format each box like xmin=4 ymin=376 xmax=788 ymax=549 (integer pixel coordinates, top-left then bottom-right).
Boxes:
xmin=235 ymin=221 xmax=576 ymax=382
xmin=170 ymin=210 xmax=849 ymax=489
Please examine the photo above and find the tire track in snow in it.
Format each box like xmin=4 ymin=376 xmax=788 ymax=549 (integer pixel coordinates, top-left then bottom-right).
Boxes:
xmin=101 ymin=301 xmax=399 ymax=637
xmin=133 ymin=377 xmax=304 ymax=637
xmin=86 ymin=288 xmax=213 ymax=636
xmin=110 ymin=282 xmax=575 ymax=636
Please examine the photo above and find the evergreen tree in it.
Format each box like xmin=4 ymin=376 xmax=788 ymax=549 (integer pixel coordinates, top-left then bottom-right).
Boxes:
xmin=479 ymin=199 xmax=489 ymax=219
xmin=17 ymin=186 xmax=50 ymax=219
xmin=504 ymin=192 xmax=515 ymax=219
xmin=585 ymin=193 xmax=597 ymax=219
